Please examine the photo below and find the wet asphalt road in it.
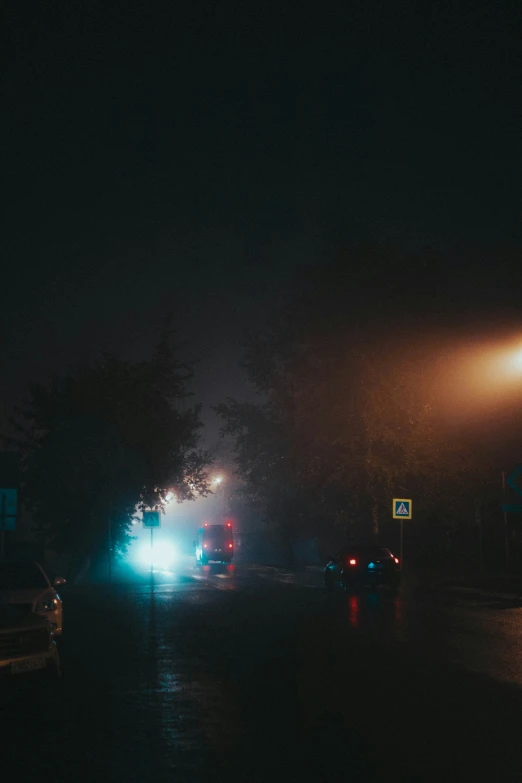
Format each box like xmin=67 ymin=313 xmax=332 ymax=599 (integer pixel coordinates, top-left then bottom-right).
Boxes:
xmin=4 ymin=560 xmax=522 ymax=782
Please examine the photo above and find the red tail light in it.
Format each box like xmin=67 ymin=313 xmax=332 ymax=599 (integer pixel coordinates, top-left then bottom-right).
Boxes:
xmin=228 ymin=543 xmax=233 ymax=549
xmin=348 ymin=558 xmax=357 ymax=566
xmin=203 ymin=544 xmax=208 ymax=548
xmin=204 ymin=522 xmax=208 ymax=527
xmin=226 ymin=522 xmax=232 ymax=528
xmin=394 ymin=557 xmax=399 ymax=564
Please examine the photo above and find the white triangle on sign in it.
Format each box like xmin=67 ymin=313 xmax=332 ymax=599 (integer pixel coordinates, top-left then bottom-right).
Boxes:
xmin=397 ymin=502 xmax=409 ymax=515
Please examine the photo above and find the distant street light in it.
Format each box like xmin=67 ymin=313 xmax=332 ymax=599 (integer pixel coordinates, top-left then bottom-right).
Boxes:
xmin=212 ymin=475 xmax=226 ymax=514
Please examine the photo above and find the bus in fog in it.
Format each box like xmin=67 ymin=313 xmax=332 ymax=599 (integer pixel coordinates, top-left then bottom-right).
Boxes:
xmin=196 ymin=522 xmax=234 ymax=564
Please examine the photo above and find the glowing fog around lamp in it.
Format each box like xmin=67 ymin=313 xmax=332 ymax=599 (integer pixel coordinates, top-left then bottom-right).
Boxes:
xmin=137 ymin=541 xmax=176 ymax=570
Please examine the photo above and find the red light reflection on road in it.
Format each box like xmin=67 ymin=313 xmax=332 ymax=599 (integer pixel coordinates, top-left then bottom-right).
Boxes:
xmin=348 ymin=594 xmax=360 ymax=628
xmin=226 ymin=565 xmax=235 ymax=576
xmin=393 ymin=595 xmax=404 ymax=639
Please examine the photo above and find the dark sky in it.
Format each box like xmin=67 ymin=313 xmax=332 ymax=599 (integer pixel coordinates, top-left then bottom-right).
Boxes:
xmin=2 ymin=1 xmax=521 ymax=439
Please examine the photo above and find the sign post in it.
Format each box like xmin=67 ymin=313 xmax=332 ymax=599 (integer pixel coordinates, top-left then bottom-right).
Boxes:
xmin=1 ymin=494 xmax=5 ymax=563
xmin=475 ymin=499 xmax=484 ymax=575
xmin=502 ymin=471 xmax=511 ymax=572
xmin=507 ymin=465 xmax=522 ymax=498
xmin=143 ymin=511 xmax=161 ymax=585
xmin=108 ymin=500 xmax=113 ymax=585
xmin=0 ymin=488 xmax=18 ymax=561
xmin=501 ymin=466 xmax=522 ymax=573
xmin=393 ymin=498 xmax=412 ymax=570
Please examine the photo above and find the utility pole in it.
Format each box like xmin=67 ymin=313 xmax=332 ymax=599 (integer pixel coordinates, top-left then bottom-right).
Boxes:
xmin=502 ymin=471 xmax=511 ymax=573
xmin=475 ymin=499 xmax=484 ymax=575
xmin=0 ymin=494 xmax=5 ymax=562
xmin=108 ymin=500 xmax=113 ymax=584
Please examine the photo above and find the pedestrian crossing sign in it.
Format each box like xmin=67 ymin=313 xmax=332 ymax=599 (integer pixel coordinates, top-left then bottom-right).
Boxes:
xmin=393 ymin=499 xmax=412 ymax=519
xmin=143 ymin=511 xmax=161 ymax=528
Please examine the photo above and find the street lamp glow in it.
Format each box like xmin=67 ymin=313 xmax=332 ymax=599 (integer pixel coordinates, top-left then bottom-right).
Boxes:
xmin=437 ymin=334 xmax=522 ymax=418
xmin=496 ymin=341 xmax=522 ymax=378
xmin=509 ymin=346 xmax=522 ymax=373
xmin=213 ymin=476 xmax=223 ymax=485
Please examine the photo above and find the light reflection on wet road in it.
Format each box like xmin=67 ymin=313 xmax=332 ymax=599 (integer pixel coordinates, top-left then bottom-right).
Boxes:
xmin=4 ymin=560 xmax=522 ymax=782
xmin=192 ymin=561 xmax=522 ymax=688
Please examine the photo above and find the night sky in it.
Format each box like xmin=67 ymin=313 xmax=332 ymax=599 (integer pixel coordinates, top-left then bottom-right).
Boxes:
xmin=2 ymin=1 xmax=521 ymax=441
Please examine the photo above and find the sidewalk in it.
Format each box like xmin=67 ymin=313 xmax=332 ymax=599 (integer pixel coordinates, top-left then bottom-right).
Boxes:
xmin=411 ymin=567 xmax=522 ymax=599
xmin=444 ymin=574 xmax=522 ymax=597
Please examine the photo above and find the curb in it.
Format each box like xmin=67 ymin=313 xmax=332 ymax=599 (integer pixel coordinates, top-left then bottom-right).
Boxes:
xmin=445 ymin=584 xmax=522 ymax=601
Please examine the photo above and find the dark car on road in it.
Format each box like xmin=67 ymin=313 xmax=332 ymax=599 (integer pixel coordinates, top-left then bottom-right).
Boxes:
xmin=195 ymin=522 xmax=234 ymax=565
xmin=325 ymin=545 xmax=401 ymax=591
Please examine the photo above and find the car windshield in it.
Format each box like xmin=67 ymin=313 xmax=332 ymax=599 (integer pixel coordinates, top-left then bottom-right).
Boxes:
xmin=360 ymin=547 xmax=392 ymax=558
xmin=0 ymin=562 xmax=49 ymax=590
xmin=339 ymin=546 xmax=392 ymax=558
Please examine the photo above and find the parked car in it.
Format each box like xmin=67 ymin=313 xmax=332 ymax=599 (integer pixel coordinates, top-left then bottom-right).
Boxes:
xmin=325 ymin=545 xmax=401 ymax=591
xmin=0 ymin=605 xmax=60 ymax=677
xmin=0 ymin=561 xmax=65 ymax=635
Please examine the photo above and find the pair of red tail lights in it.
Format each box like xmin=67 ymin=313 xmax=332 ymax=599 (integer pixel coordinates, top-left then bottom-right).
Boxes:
xmin=347 ymin=556 xmax=399 ymax=566
xmin=203 ymin=543 xmax=233 ymax=548
xmin=202 ymin=520 xmax=233 ymax=549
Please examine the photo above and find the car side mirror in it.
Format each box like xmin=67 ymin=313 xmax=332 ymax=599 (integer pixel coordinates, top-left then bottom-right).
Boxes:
xmin=53 ymin=576 xmax=66 ymax=587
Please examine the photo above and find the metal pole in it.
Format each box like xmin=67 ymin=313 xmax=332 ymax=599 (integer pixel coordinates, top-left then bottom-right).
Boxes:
xmin=108 ymin=501 xmax=112 ymax=584
xmin=400 ymin=518 xmax=403 ymax=571
xmin=150 ymin=527 xmax=154 ymax=585
xmin=502 ymin=471 xmax=510 ymax=573
xmin=479 ymin=513 xmax=484 ymax=576
xmin=475 ymin=499 xmax=484 ymax=575
xmin=0 ymin=494 xmax=5 ymax=562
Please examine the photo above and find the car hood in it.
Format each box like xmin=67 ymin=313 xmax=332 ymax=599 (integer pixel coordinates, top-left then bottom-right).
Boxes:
xmin=0 ymin=587 xmax=54 ymax=606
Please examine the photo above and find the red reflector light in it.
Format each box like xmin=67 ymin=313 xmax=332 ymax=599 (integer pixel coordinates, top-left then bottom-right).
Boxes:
xmin=349 ymin=559 xmax=357 ymax=566
xmin=228 ymin=543 xmax=233 ymax=548
xmin=394 ymin=557 xmax=399 ymax=564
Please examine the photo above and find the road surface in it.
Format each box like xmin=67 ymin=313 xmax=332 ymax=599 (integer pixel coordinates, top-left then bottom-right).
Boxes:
xmin=4 ymin=560 xmax=522 ymax=782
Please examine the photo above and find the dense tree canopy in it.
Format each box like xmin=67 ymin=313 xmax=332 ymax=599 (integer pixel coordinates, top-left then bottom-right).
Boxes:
xmin=9 ymin=333 xmax=211 ymax=573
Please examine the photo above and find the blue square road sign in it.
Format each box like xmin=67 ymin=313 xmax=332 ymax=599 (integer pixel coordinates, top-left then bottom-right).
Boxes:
xmin=393 ymin=499 xmax=412 ymax=519
xmin=0 ymin=488 xmax=18 ymax=531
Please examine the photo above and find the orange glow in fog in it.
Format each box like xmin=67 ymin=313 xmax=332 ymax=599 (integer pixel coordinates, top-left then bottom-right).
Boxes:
xmin=436 ymin=334 xmax=522 ymax=417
